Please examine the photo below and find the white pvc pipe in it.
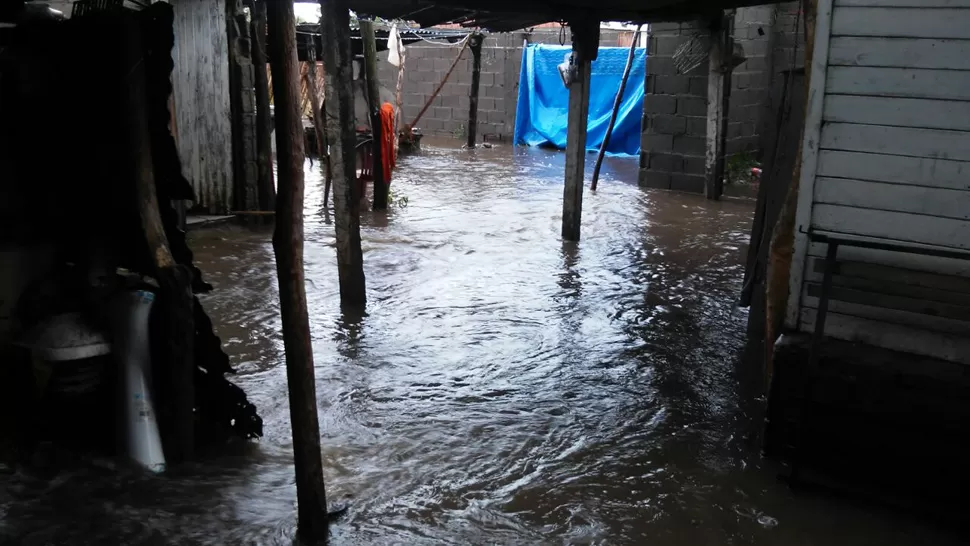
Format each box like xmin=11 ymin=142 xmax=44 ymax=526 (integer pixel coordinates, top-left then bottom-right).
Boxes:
xmin=112 ymin=289 xmax=166 ymax=473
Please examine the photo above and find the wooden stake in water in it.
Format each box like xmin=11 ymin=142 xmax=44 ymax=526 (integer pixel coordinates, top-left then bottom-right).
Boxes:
xmin=265 ymin=0 xmax=329 ymax=540
xmin=320 ymin=0 xmax=367 ymax=305
xmin=591 ymin=25 xmax=641 ymax=192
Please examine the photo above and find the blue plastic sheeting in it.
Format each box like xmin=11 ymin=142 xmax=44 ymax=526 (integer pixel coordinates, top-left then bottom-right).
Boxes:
xmin=514 ymin=44 xmax=647 ymax=157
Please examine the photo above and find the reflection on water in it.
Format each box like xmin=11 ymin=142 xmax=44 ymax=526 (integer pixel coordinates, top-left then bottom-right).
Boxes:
xmin=1 ymin=140 xmax=963 ymax=545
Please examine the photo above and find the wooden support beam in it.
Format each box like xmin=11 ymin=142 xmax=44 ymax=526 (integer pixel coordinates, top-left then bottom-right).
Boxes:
xmin=250 ymin=0 xmax=276 ymax=212
xmin=360 ymin=18 xmax=388 ymax=210
xmin=467 ymin=32 xmax=484 ymax=148
xmin=705 ymin=15 xmax=732 ymax=201
xmin=321 ymin=0 xmax=367 ymax=305
xmin=561 ymin=20 xmax=599 ymax=242
xmin=265 ymin=1 xmax=329 ymax=540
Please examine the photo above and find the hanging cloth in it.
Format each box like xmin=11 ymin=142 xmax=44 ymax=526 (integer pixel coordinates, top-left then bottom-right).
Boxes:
xmin=380 ymin=103 xmax=396 ymax=183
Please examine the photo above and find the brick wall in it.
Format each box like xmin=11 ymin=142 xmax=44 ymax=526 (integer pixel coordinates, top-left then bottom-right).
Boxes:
xmin=377 ymin=29 xmax=629 ymax=141
xmin=729 ymin=5 xmax=775 ymax=156
xmin=639 ymin=21 xmax=710 ymax=193
xmin=639 ymin=5 xmax=802 ymax=193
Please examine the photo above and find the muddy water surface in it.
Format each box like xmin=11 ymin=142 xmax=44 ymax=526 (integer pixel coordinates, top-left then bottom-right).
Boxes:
xmin=1 ymin=141 xmax=963 ymax=545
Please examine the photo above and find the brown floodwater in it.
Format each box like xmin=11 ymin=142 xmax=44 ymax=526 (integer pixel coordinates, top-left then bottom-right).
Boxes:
xmin=2 ymin=140 xmax=965 ymax=545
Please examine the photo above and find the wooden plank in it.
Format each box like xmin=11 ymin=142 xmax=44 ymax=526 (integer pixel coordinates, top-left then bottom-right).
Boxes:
xmin=817 ymin=150 xmax=970 ymax=191
xmin=807 ymin=258 xmax=970 ymax=300
xmin=814 ymin=177 xmax=970 ymax=220
xmin=820 ymin=122 xmax=970 ymax=161
xmin=808 ymin=283 xmax=970 ymax=322
xmin=808 ymin=241 xmax=970 ymax=277
xmin=824 ymin=95 xmax=970 ymax=131
xmin=837 ymin=0 xmax=970 ymax=7
xmin=170 ymin=0 xmax=233 ymax=213
xmin=562 ymin=57 xmax=592 ymax=241
xmin=799 ymin=308 xmax=970 ymax=364
xmin=831 ymin=7 xmax=970 ymax=39
xmin=812 ymin=203 xmax=970 ymax=248
xmin=828 ymin=36 xmax=970 ymax=70
xmin=827 ymin=66 xmax=970 ymax=101
xmin=787 ymin=0 xmax=837 ymax=328
xmin=802 ymin=286 xmax=970 ymax=333
xmin=266 ymin=0 xmax=330 ymax=539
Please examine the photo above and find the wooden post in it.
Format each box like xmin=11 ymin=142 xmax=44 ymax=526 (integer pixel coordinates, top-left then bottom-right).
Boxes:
xmin=321 ymin=0 xmax=367 ymax=304
xmin=466 ymin=32 xmax=484 ymax=148
xmin=561 ymin=20 xmax=599 ymax=242
xmin=122 ymin=18 xmax=195 ymax=463
xmin=591 ymin=24 xmax=641 ymax=191
xmin=265 ymin=1 xmax=329 ymax=540
xmin=360 ymin=18 xmax=387 ymax=210
xmin=705 ymin=15 xmax=732 ymax=200
xmin=250 ymin=0 xmax=276 ymax=211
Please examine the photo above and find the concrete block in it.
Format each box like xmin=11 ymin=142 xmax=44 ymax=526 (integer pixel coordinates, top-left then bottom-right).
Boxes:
xmin=648 ymin=57 xmax=678 ymax=76
xmin=434 ymin=58 xmax=452 ymax=71
xmin=677 ymin=96 xmax=707 ymax=116
xmin=673 ymin=135 xmax=706 ymax=155
xmin=417 ymin=59 xmax=434 ymax=71
xmin=433 ymin=106 xmax=452 ymax=120
xmin=646 ymin=152 xmax=683 ymax=172
xmin=480 ymin=73 xmax=495 ymax=86
xmin=686 ymin=116 xmax=707 ymax=136
xmin=688 ymin=76 xmax=708 ymax=97
xmin=640 ymin=151 xmax=648 ymax=168
xmin=639 ymin=169 xmax=672 ymax=189
xmin=645 ymin=94 xmax=676 ymax=114
xmin=642 ymin=133 xmax=674 ymax=152
xmin=651 ymin=114 xmax=687 ymax=135
xmin=655 ymin=35 xmax=686 ymax=56
xmin=655 ymin=75 xmax=690 ymax=95
xmin=683 ymin=156 xmax=706 ymax=175
xmin=670 ymin=173 xmax=705 ymax=193
xmin=479 ymin=97 xmax=496 ymax=110
xmin=645 ymin=73 xmax=657 ymax=94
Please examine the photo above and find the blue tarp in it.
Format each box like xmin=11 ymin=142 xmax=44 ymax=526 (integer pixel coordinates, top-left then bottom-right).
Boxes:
xmin=514 ymin=44 xmax=647 ymax=157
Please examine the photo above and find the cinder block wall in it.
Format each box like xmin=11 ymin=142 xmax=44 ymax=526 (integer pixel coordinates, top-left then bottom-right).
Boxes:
xmin=729 ymin=5 xmax=775 ymax=156
xmin=639 ymin=21 xmax=710 ymax=193
xmin=639 ymin=5 xmax=800 ymax=193
xmin=377 ymin=29 xmax=627 ymax=140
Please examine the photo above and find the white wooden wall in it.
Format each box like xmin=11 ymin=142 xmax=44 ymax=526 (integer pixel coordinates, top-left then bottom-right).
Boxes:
xmin=788 ymin=0 xmax=970 ymax=363
xmin=169 ymin=0 xmax=233 ymax=214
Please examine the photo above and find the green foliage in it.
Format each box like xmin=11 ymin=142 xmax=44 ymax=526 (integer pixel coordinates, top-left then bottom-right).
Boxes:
xmin=388 ymin=187 xmax=409 ymax=208
xmin=453 ymin=123 xmax=466 ymax=140
xmin=725 ymin=151 xmax=759 ymax=185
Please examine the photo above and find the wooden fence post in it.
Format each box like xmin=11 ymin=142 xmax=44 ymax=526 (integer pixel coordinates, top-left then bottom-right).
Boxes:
xmin=561 ymin=20 xmax=599 ymax=242
xmin=321 ymin=0 xmax=367 ymax=304
xmin=265 ymin=0 xmax=329 ymax=540
xmin=360 ymin=18 xmax=387 ymax=210
xmin=250 ymin=0 xmax=276 ymax=211
xmin=467 ymin=32 xmax=483 ymax=148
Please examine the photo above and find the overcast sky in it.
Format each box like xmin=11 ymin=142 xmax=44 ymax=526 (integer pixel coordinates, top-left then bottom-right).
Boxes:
xmin=293 ymin=2 xmax=320 ymax=23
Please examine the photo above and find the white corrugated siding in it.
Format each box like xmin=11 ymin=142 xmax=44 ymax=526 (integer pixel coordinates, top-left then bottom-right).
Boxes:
xmin=169 ymin=0 xmax=233 ymax=213
xmin=790 ymin=0 xmax=970 ymax=363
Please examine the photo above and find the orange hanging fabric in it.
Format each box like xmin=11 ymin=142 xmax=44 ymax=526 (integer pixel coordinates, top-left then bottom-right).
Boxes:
xmin=380 ymin=103 xmax=396 ymax=184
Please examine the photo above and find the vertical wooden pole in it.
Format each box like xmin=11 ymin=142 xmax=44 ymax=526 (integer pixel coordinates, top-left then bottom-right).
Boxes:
xmin=360 ymin=18 xmax=387 ymax=210
xmin=466 ymin=32 xmax=483 ymax=148
xmin=250 ymin=0 xmax=276 ymax=211
xmin=705 ymin=15 xmax=731 ymax=200
xmin=265 ymin=1 xmax=329 ymax=540
xmin=591 ymin=24 xmax=641 ymax=191
xmin=561 ymin=21 xmax=598 ymax=242
xmin=393 ymin=26 xmax=406 ymax=154
xmin=321 ymin=0 xmax=367 ymax=304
